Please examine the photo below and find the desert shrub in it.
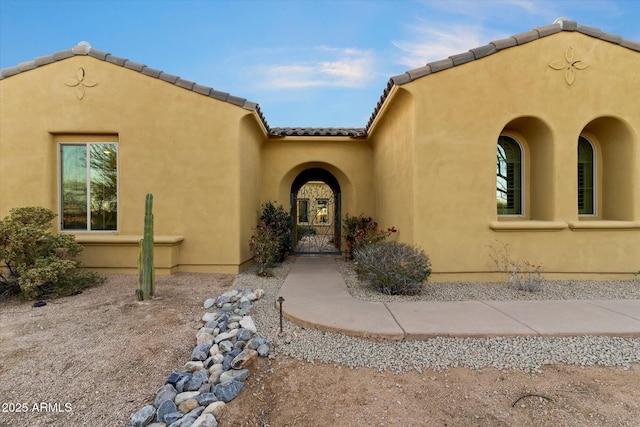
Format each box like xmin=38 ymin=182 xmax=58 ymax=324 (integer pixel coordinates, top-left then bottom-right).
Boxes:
xmin=509 ymin=261 xmax=544 ymax=292
xmin=258 ymin=201 xmax=292 ymax=262
xmin=354 ymin=241 xmax=431 ymax=295
xmin=296 ymin=224 xmax=316 ymax=241
xmin=0 ymin=206 xmax=103 ymax=300
xmin=344 ymin=214 xmax=371 ymax=254
xmin=248 ymin=221 xmax=279 ymax=276
xmin=343 ymin=213 xmax=396 ymax=258
xmin=249 ymin=202 xmax=292 ymax=276
xmin=487 ymin=240 xmax=544 ymax=292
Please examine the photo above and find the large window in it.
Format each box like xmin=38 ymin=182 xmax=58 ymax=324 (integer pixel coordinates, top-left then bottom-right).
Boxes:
xmin=578 ymin=136 xmax=594 ymax=215
xmin=60 ymin=143 xmax=118 ymax=231
xmin=497 ymin=136 xmax=522 ymax=215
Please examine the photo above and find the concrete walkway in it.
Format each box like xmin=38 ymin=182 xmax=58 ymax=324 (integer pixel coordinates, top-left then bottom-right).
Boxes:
xmin=278 ymin=256 xmax=640 ymax=341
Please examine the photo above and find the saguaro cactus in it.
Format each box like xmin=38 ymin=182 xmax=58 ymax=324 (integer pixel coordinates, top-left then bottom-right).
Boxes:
xmin=137 ymin=193 xmax=155 ymax=301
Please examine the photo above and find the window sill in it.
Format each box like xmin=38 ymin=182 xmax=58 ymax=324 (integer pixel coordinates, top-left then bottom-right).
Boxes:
xmin=489 ymin=221 xmax=568 ymax=231
xmin=568 ymin=221 xmax=640 ymax=231
xmin=73 ymin=234 xmax=184 ymax=245
xmin=73 ymin=235 xmax=184 ymax=274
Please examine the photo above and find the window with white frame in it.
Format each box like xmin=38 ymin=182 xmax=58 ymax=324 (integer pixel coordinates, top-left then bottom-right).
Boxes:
xmin=60 ymin=143 xmax=118 ymax=231
xmin=578 ymin=136 xmax=595 ymax=215
xmin=497 ymin=135 xmax=523 ymax=215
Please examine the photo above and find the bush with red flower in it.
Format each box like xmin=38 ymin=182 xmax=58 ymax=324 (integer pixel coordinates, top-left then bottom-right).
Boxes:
xmin=343 ymin=214 xmax=397 ymax=259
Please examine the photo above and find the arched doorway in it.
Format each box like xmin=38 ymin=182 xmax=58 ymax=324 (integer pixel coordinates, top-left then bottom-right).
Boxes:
xmin=290 ymin=168 xmax=341 ymax=254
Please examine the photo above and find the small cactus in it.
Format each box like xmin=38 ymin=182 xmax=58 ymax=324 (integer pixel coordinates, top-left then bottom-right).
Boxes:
xmin=137 ymin=193 xmax=155 ymax=301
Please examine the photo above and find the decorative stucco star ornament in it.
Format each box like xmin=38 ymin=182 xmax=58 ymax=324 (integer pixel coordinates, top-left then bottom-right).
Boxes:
xmin=64 ymin=67 xmax=97 ymax=99
xmin=549 ymin=47 xmax=590 ymax=85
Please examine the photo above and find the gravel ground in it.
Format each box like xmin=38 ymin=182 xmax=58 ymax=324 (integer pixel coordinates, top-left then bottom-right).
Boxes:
xmin=236 ymin=257 xmax=640 ymax=373
xmin=1 ymin=258 xmax=638 ymax=426
xmin=336 ymin=259 xmax=640 ymax=302
xmin=0 ymin=272 xmax=236 ymax=427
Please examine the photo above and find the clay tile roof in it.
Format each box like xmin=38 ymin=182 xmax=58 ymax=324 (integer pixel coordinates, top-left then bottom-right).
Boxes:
xmin=0 ymin=41 xmax=270 ymax=133
xmin=366 ymin=19 xmax=640 ymax=132
xmin=269 ymin=127 xmax=366 ymax=137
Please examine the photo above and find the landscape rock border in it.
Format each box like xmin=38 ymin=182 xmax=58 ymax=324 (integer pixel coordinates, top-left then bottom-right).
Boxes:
xmin=129 ymin=288 xmax=270 ymax=427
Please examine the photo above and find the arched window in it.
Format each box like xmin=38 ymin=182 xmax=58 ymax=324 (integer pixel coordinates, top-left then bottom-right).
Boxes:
xmin=578 ymin=136 xmax=595 ymax=215
xmin=497 ymin=136 xmax=522 ymax=215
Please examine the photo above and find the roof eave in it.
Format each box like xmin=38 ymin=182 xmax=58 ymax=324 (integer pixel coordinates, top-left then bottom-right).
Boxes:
xmin=0 ymin=42 xmax=271 ymax=133
xmin=268 ymin=127 xmax=366 ymax=138
xmin=364 ymin=19 xmax=639 ymax=133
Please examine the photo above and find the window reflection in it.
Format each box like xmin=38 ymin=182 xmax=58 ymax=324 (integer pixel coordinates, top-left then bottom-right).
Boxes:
xmin=497 ymin=136 xmax=522 ymax=215
xmin=316 ymin=199 xmax=328 ymax=223
xmin=297 ymin=199 xmax=309 ymax=223
xmin=61 ymin=143 xmax=117 ymax=231
xmin=578 ymin=137 xmax=594 ymax=215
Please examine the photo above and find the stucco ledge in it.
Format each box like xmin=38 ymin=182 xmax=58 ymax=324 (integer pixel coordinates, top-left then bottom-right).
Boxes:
xmin=489 ymin=221 xmax=568 ymax=231
xmin=568 ymin=221 xmax=640 ymax=231
xmin=72 ymin=234 xmax=184 ymax=245
xmin=72 ymin=235 xmax=184 ymax=275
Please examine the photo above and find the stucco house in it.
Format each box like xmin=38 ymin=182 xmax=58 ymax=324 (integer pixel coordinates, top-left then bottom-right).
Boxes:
xmin=1 ymin=19 xmax=638 ymax=280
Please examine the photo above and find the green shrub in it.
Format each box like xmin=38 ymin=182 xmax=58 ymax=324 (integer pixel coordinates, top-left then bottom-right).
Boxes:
xmin=354 ymin=241 xmax=431 ymax=295
xmin=249 ymin=202 xmax=292 ymax=276
xmin=0 ymin=207 xmax=103 ymax=300
xmin=344 ymin=214 xmax=372 ymax=254
xmin=248 ymin=221 xmax=279 ymax=276
xmin=296 ymin=224 xmax=316 ymax=241
xmin=343 ymin=214 xmax=396 ymax=258
xmin=258 ymin=201 xmax=292 ymax=262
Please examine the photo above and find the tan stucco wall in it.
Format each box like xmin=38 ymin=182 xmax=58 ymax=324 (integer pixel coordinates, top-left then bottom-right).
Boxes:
xmin=238 ymin=115 xmax=267 ymax=267
xmin=1 ymin=30 xmax=638 ymax=280
xmin=260 ymin=137 xmax=375 ymax=243
xmin=369 ymin=87 xmax=415 ymax=244
xmin=0 ymin=55 xmax=263 ymax=273
xmin=380 ymin=32 xmax=639 ymax=279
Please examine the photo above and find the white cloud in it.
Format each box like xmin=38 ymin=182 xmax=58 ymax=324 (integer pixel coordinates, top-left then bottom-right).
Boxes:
xmin=393 ymin=23 xmax=495 ymax=69
xmin=391 ymin=0 xmax=628 ymax=71
xmin=255 ymin=47 xmax=377 ymax=90
xmin=390 ymin=0 xmax=576 ymax=70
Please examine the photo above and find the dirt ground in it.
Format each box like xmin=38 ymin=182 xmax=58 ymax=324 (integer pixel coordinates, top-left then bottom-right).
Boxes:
xmin=0 ymin=274 xmax=638 ymax=427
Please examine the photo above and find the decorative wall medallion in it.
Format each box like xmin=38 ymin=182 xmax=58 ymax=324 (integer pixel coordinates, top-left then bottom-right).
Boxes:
xmin=64 ymin=67 xmax=97 ymax=99
xmin=549 ymin=47 xmax=590 ymax=85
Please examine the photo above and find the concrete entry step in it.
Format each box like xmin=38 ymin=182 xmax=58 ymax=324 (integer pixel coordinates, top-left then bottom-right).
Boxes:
xmin=277 ymin=257 xmax=640 ymax=341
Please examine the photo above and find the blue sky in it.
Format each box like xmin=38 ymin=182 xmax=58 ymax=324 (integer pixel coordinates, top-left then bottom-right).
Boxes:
xmin=1 ymin=0 xmax=639 ymax=128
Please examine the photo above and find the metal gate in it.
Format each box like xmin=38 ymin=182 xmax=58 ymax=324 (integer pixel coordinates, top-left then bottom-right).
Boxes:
xmin=291 ymin=183 xmax=341 ymax=254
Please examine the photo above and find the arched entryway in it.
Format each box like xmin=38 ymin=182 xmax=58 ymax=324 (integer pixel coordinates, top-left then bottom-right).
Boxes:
xmin=290 ymin=168 xmax=341 ymax=254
